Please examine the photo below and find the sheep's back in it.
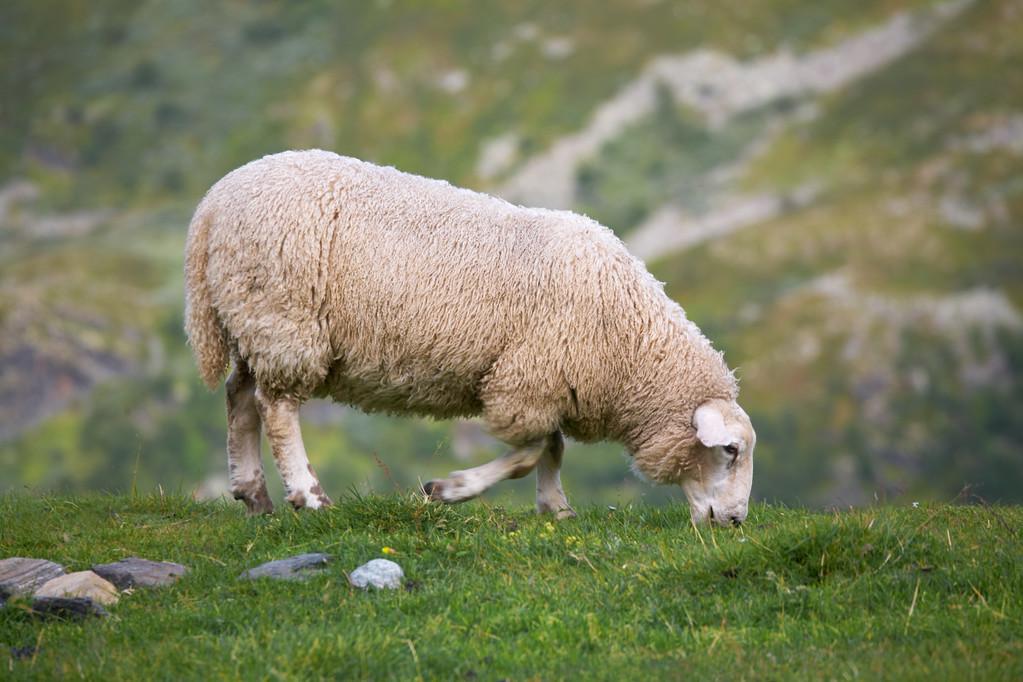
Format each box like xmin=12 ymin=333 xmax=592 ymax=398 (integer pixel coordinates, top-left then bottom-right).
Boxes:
xmin=204 ymin=150 xmax=564 ymax=414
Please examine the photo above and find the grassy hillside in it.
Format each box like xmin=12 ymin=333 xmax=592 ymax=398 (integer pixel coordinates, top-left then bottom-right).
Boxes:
xmin=1 ymin=0 xmax=1020 ymax=508
xmin=644 ymin=0 xmax=1023 ymax=505
xmin=1 ymin=494 xmax=1021 ymax=679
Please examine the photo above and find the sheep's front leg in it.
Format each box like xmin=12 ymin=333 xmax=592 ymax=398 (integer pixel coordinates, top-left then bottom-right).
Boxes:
xmin=535 ymin=431 xmax=575 ymax=520
xmin=226 ymin=363 xmax=273 ymax=514
xmin=423 ymin=432 xmax=558 ymax=504
xmin=254 ymin=388 xmax=333 ymax=510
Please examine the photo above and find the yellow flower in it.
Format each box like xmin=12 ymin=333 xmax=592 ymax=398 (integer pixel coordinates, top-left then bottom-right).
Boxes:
xmin=382 ymin=546 xmax=397 ymax=555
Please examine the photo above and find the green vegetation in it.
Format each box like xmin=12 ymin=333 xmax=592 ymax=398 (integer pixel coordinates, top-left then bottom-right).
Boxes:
xmin=1 ymin=494 xmax=1020 ymax=679
xmin=0 ymin=0 xmax=935 ymax=200
xmin=636 ymin=0 xmax=1023 ymax=505
xmin=576 ymin=87 xmax=781 ymax=234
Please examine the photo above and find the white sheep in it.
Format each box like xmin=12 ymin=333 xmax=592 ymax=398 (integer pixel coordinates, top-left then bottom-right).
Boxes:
xmin=185 ymin=150 xmax=755 ymax=524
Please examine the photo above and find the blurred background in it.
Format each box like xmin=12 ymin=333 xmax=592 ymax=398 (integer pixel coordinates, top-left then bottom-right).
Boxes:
xmin=2 ymin=0 xmax=1021 ymax=508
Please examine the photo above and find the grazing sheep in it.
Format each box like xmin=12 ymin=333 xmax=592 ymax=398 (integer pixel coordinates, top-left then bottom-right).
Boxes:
xmin=185 ymin=150 xmax=755 ymax=524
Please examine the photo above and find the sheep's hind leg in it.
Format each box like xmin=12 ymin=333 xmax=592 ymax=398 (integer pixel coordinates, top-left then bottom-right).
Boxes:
xmin=423 ymin=433 xmax=558 ymax=504
xmin=255 ymin=388 xmax=333 ymax=510
xmin=535 ymin=431 xmax=575 ymax=520
xmin=226 ymin=363 xmax=273 ymax=514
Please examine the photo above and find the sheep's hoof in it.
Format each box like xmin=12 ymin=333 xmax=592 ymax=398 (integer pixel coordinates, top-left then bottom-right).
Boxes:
xmin=422 ymin=479 xmax=472 ymax=503
xmin=423 ymin=473 xmax=479 ymax=503
xmin=235 ymin=488 xmax=274 ymax=515
xmin=555 ymin=508 xmax=577 ymax=521
xmin=421 ymin=480 xmax=443 ymax=501
xmin=536 ymin=499 xmax=576 ymax=520
xmin=286 ymin=490 xmax=333 ymax=510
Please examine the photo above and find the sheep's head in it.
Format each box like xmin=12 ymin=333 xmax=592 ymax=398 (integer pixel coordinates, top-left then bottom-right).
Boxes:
xmin=632 ymin=398 xmax=755 ymax=527
xmin=679 ymin=399 xmax=755 ymax=526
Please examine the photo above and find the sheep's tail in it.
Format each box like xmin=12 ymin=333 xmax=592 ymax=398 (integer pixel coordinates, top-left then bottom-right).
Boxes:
xmin=184 ymin=199 xmax=229 ymax=389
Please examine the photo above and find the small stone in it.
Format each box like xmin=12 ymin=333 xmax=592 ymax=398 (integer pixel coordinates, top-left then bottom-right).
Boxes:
xmin=348 ymin=559 xmax=404 ymax=590
xmin=35 ymin=571 xmax=119 ymax=606
xmin=32 ymin=597 xmax=109 ymax=620
xmin=0 ymin=558 xmax=66 ymax=598
xmin=9 ymin=645 xmax=38 ymax=660
xmin=92 ymin=557 xmax=188 ymax=589
xmin=239 ymin=553 xmax=331 ymax=581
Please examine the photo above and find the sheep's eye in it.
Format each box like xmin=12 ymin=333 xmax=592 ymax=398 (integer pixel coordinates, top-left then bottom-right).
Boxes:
xmin=723 ymin=444 xmax=739 ymax=458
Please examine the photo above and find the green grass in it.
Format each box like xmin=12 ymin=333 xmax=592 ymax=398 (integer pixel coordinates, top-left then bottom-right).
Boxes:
xmin=2 ymin=495 xmax=1020 ymax=679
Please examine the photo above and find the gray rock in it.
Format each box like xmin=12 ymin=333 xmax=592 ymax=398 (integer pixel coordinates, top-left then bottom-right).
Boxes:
xmin=32 ymin=597 xmax=109 ymax=620
xmin=9 ymin=645 xmax=38 ymax=660
xmin=0 ymin=558 xmax=65 ymax=598
xmin=35 ymin=570 xmax=119 ymax=605
xmin=92 ymin=557 xmax=188 ymax=589
xmin=348 ymin=559 xmax=404 ymax=590
xmin=239 ymin=553 xmax=331 ymax=581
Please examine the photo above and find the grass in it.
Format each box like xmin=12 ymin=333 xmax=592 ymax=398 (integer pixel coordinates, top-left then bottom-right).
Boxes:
xmin=1 ymin=494 xmax=1021 ymax=679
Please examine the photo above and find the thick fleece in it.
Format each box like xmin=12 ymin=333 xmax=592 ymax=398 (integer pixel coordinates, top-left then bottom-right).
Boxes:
xmin=185 ymin=150 xmax=737 ymax=482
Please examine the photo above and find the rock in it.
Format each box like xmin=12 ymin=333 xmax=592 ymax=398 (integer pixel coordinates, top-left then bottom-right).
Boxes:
xmin=0 ymin=558 xmax=65 ymax=598
xmin=239 ymin=553 xmax=331 ymax=581
xmin=9 ymin=645 xmax=39 ymax=660
xmin=91 ymin=557 xmax=188 ymax=589
xmin=35 ymin=571 xmax=119 ymax=605
xmin=348 ymin=559 xmax=404 ymax=590
xmin=31 ymin=597 xmax=109 ymax=620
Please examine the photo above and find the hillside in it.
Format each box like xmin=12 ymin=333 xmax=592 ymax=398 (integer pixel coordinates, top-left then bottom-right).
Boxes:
xmin=1 ymin=495 xmax=1021 ymax=679
xmin=1 ymin=0 xmax=1020 ymax=506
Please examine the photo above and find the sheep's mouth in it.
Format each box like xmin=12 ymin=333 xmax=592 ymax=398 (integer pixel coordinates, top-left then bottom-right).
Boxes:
xmin=707 ymin=505 xmax=744 ymax=527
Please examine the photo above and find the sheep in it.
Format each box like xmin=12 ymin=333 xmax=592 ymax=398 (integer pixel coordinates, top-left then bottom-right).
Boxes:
xmin=185 ymin=150 xmax=755 ymax=524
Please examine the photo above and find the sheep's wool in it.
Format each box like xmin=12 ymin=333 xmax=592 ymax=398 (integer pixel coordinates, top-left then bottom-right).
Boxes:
xmin=185 ymin=150 xmax=737 ymax=480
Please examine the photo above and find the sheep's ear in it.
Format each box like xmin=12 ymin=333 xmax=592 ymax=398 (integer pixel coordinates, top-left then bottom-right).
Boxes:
xmin=693 ymin=402 xmax=731 ymax=447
